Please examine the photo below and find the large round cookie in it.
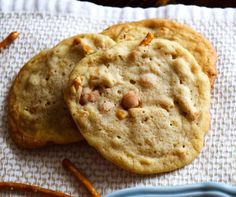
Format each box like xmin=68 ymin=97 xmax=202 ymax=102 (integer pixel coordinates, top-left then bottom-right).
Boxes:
xmin=65 ymin=35 xmax=211 ymax=174
xmin=102 ymin=19 xmax=217 ymax=88
xmin=8 ymin=34 xmax=116 ymax=148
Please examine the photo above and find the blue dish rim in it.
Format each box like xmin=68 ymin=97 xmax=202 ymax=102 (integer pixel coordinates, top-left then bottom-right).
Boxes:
xmin=105 ymin=182 xmax=236 ymax=197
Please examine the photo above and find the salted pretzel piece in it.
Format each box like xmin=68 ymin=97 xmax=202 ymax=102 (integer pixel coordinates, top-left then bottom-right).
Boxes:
xmin=73 ymin=37 xmax=94 ymax=54
xmin=139 ymin=32 xmax=154 ymax=46
xmin=0 ymin=182 xmax=71 ymax=197
xmin=0 ymin=32 xmax=19 ymax=50
xmin=62 ymin=159 xmax=101 ymax=197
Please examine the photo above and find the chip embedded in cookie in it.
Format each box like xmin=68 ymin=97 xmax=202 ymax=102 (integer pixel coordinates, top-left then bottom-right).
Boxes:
xmin=8 ymin=34 xmax=116 ymax=148
xmin=65 ymin=34 xmax=211 ymax=174
xmin=102 ymin=19 xmax=217 ymax=88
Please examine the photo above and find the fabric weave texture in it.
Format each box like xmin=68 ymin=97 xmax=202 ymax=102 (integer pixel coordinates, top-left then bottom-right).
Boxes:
xmin=0 ymin=1 xmax=236 ymax=196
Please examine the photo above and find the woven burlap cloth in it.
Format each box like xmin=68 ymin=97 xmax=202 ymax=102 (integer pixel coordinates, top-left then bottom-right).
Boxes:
xmin=0 ymin=0 xmax=236 ymax=196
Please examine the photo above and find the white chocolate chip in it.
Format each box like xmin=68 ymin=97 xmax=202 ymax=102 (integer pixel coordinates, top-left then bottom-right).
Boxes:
xmin=99 ymin=100 xmax=115 ymax=112
xmin=80 ymin=88 xmax=99 ymax=105
xmin=139 ymin=73 xmax=157 ymax=88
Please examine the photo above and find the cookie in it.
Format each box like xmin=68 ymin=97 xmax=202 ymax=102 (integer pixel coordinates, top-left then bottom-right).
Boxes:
xmin=8 ymin=34 xmax=116 ymax=148
xmin=102 ymin=19 xmax=217 ymax=88
xmin=65 ymin=34 xmax=211 ymax=174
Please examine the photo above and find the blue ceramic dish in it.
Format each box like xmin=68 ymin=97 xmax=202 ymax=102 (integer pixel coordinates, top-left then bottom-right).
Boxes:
xmin=105 ymin=182 xmax=236 ymax=197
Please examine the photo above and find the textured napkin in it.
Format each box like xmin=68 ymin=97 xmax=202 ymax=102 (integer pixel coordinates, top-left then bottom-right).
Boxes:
xmin=0 ymin=0 xmax=236 ymax=196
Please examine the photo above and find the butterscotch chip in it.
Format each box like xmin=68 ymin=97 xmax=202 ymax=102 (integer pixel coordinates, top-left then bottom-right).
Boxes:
xmin=116 ymin=109 xmax=128 ymax=120
xmin=102 ymin=19 xmax=217 ymax=88
xmin=8 ymin=34 xmax=115 ymax=148
xmin=121 ymin=91 xmax=140 ymax=109
xmin=65 ymin=37 xmax=211 ymax=174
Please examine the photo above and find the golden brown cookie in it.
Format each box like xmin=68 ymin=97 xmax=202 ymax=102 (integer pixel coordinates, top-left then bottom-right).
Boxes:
xmin=8 ymin=34 xmax=116 ymax=148
xmin=102 ymin=19 xmax=217 ymax=88
xmin=65 ymin=35 xmax=211 ymax=174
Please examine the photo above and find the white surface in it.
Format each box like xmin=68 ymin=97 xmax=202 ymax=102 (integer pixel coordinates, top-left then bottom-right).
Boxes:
xmin=0 ymin=0 xmax=236 ymax=21
xmin=0 ymin=0 xmax=236 ymax=196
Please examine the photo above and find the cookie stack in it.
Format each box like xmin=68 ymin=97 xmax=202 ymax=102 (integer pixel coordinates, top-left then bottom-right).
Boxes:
xmin=8 ymin=19 xmax=216 ymax=174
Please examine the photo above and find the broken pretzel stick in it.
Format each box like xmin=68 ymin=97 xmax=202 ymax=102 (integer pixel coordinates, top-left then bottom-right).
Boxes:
xmin=0 ymin=32 xmax=19 ymax=50
xmin=139 ymin=32 xmax=154 ymax=46
xmin=62 ymin=159 xmax=100 ymax=197
xmin=0 ymin=182 xmax=71 ymax=197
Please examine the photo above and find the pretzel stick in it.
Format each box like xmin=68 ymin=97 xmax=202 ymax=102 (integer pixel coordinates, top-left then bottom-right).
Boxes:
xmin=0 ymin=182 xmax=72 ymax=197
xmin=0 ymin=32 xmax=19 ymax=50
xmin=62 ymin=159 xmax=100 ymax=197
